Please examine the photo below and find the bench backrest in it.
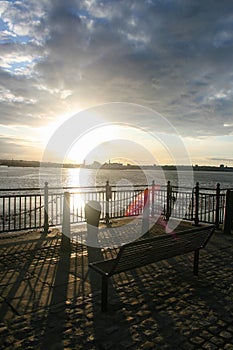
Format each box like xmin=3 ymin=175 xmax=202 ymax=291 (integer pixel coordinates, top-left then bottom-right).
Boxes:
xmin=109 ymin=225 xmax=215 ymax=275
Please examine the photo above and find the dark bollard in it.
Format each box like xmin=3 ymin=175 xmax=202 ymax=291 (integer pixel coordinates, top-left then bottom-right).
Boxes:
xmin=85 ymin=201 xmax=103 ymax=292
xmin=85 ymin=201 xmax=101 ymax=227
xmin=85 ymin=201 xmax=101 ymax=248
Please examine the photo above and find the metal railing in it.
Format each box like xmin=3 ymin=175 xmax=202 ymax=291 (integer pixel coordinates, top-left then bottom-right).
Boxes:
xmin=0 ymin=181 xmax=228 ymax=233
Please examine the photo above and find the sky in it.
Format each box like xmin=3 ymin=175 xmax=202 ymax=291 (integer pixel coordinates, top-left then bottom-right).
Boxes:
xmin=0 ymin=0 xmax=233 ymax=166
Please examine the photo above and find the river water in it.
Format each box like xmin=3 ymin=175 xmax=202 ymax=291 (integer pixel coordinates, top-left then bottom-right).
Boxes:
xmin=0 ymin=166 xmax=233 ymax=191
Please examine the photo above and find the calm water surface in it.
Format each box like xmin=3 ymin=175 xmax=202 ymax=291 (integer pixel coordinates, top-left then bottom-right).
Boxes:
xmin=0 ymin=167 xmax=233 ymax=191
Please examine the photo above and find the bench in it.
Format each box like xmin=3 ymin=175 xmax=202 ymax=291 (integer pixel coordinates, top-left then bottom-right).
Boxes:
xmin=89 ymin=225 xmax=216 ymax=312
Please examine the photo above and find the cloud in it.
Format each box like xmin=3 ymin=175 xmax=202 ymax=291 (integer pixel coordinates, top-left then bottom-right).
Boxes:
xmin=209 ymin=157 xmax=233 ymax=163
xmin=0 ymin=133 xmax=42 ymax=159
xmin=0 ymin=86 xmax=37 ymax=104
xmin=0 ymin=0 xmax=233 ymax=161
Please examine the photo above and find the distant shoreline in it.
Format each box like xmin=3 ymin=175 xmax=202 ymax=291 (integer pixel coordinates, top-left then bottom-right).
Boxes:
xmin=0 ymin=159 xmax=233 ymax=172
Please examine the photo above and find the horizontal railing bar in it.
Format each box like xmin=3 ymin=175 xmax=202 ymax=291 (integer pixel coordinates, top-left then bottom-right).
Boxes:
xmin=0 ymin=184 xmax=150 ymax=192
xmin=0 ymin=188 xmax=42 ymax=192
xmin=2 ymin=184 xmax=230 ymax=192
xmin=0 ymin=194 xmax=43 ymax=198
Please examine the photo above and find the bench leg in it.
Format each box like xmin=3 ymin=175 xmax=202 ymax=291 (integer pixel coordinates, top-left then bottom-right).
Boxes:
xmin=194 ymin=249 xmax=199 ymax=276
xmin=101 ymin=275 xmax=109 ymax=312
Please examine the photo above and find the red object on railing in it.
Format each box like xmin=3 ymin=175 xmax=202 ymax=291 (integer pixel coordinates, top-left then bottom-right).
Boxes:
xmin=125 ymin=189 xmax=148 ymax=216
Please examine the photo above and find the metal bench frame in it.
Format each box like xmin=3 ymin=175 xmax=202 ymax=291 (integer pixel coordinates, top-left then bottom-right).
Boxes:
xmin=89 ymin=225 xmax=216 ymax=311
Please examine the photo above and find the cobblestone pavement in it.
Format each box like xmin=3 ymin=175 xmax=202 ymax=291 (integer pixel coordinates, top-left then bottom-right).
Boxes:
xmin=0 ymin=226 xmax=232 ymax=350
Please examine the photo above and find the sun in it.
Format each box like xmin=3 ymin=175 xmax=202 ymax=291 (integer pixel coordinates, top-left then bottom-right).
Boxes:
xmin=66 ymin=124 xmax=126 ymax=164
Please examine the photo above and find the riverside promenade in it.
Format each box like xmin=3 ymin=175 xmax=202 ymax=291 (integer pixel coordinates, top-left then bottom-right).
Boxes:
xmin=0 ymin=222 xmax=232 ymax=350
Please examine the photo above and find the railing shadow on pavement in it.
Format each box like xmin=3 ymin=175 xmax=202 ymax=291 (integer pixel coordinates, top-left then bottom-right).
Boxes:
xmin=0 ymin=234 xmax=60 ymax=320
xmin=40 ymin=233 xmax=71 ymax=349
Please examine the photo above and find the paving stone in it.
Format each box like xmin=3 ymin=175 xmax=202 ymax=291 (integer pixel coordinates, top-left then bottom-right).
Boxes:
xmin=210 ymin=335 xmax=226 ymax=347
xmin=217 ymin=319 xmax=227 ymax=327
xmin=190 ymin=336 xmax=205 ymax=345
xmin=14 ymin=327 xmax=32 ymax=340
xmin=209 ymin=326 xmax=221 ymax=335
xmin=3 ymin=335 xmax=15 ymax=346
xmin=0 ymin=325 xmax=8 ymax=335
xmin=136 ymin=309 xmax=151 ymax=317
xmin=202 ymin=342 xmax=219 ymax=350
xmin=141 ymin=341 xmax=155 ymax=349
xmin=219 ymin=330 xmax=233 ymax=340
xmin=130 ymin=334 xmax=141 ymax=344
xmin=227 ymin=325 xmax=233 ymax=332
xmin=200 ymin=330 xmax=213 ymax=340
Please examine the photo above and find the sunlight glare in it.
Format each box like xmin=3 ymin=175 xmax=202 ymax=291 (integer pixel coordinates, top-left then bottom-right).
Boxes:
xmin=66 ymin=124 xmax=128 ymax=164
xmin=66 ymin=123 xmax=177 ymax=165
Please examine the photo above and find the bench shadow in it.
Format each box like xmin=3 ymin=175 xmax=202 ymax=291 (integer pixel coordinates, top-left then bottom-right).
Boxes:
xmin=86 ymin=226 xmax=123 ymax=301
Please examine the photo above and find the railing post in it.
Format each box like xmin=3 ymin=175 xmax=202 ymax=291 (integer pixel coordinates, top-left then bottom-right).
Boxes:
xmin=105 ymin=181 xmax=112 ymax=227
xmin=223 ymin=189 xmax=233 ymax=234
xmin=215 ymin=183 xmax=220 ymax=229
xmin=166 ymin=181 xmax=171 ymax=221
xmin=43 ymin=182 xmax=49 ymax=235
xmin=61 ymin=191 xmax=71 ymax=251
xmin=142 ymin=188 xmax=150 ymax=234
xmin=194 ymin=182 xmax=200 ymax=226
xmin=151 ymin=180 xmax=155 ymax=218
